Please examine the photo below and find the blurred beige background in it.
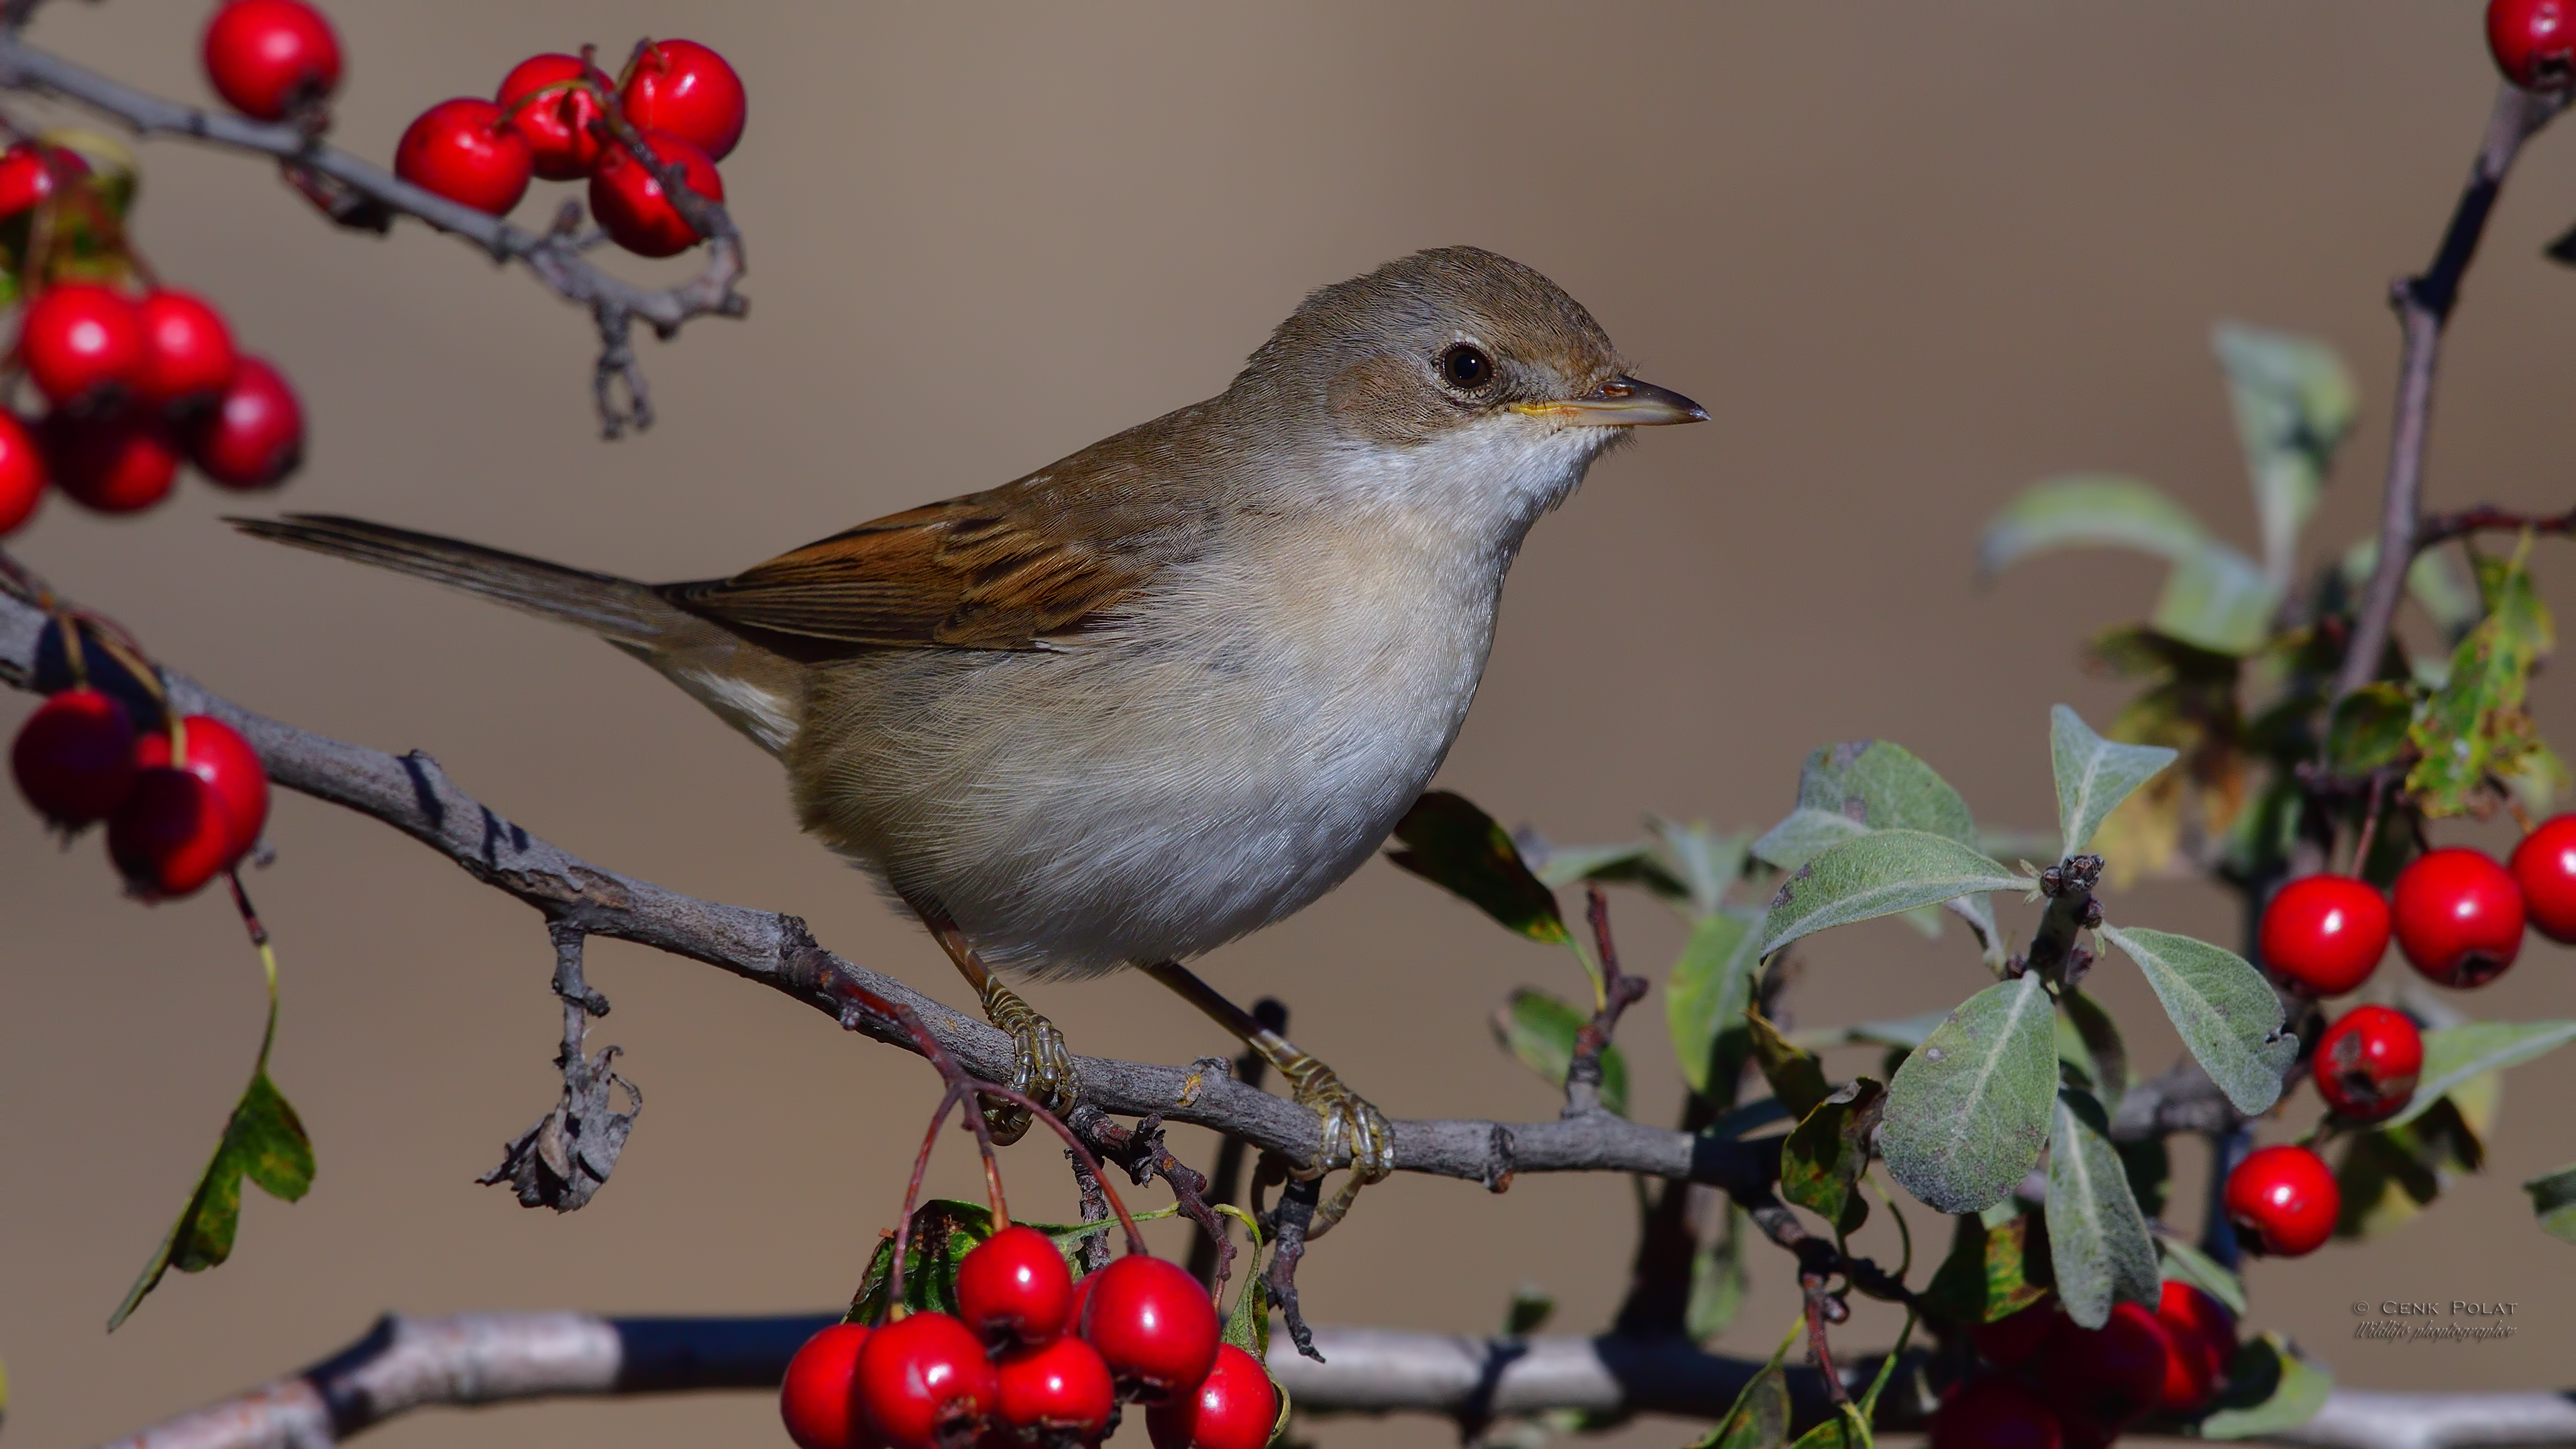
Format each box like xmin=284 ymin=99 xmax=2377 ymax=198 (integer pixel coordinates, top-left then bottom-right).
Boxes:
xmin=7 ymin=3 xmax=2576 ymax=1446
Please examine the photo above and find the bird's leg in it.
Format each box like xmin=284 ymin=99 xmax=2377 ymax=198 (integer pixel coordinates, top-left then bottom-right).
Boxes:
xmin=909 ymin=900 xmax=1080 ymax=1145
xmin=1142 ymin=960 xmax=1392 ymax=1238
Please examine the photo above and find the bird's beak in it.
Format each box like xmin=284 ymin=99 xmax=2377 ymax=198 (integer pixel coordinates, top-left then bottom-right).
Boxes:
xmin=1509 ymin=375 xmax=1708 ymax=427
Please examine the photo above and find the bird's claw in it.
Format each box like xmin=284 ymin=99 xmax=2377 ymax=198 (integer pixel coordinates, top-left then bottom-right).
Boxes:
xmin=1279 ymin=1055 xmax=1393 ymax=1238
xmin=977 ymin=981 xmax=1080 ymax=1144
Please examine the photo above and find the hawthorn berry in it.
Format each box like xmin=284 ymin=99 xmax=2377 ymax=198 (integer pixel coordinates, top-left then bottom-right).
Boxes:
xmin=1147 ymin=1342 xmax=1277 ymax=1449
xmin=496 ymin=54 xmax=609 ymax=180
xmin=2153 ymin=1281 xmax=2235 ymax=1415
xmin=781 ymin=1322 xmax=879 ymax=1449
xmin=996 ymin=1334 xmax=1116 ymax=1442
xmin=1968 ymin=1295 xmax=2057 ymax=1369
xmin=201 ymin=0 xmax=341 ymax=121
xmin=1927 ymin=1375 xmax=2062 ymax=1449
xmin=957 ymin=1224 xmax=1075 ymax=1348
xmin=854 ymin=1311 xmax=997 ymax=1449
xmin=134 ymin=289 xmax=239 ymax=411
xmin=2393 ymin=847 xmax=2524 ymax=987
xmin=2037 ymin=1301 xmax=2169 ymax=1433
xmin=2312 ymin=1004 xmax=2422 ymax=1123
xmin=11 ymin=688 xmax=138 ymax=827
xmin=2258 ymin=873 xmax=2389 ymax=996
xmin=42 ymin=412 xmax=180 ymax=515
xmin=2510 ymin=814 xmax=2576 ymax=943
xmin=620 ymin=39 xmax=746 ymax=161
xmin=2491 ymin=0 xmax=2576 ymax=91
xmin=2224 ymin=1144 xmax=2339 ymax=1257
xmin=1080 ymin=1254 xmax=1221 ymax=1399
xmin=0 ymin=142 xmax=56 ymax=218
xmin=185 ymin=355 xmax=305 ymax=490
xmin=396 ymin=99 xmax=534 ymax=215
xmin=133 ymin=715 xmax=269 ymax=861
xmin=0 ymin=410 xmax=42 ymax=536
xmin=107 ymin=765 xmax=239 ymax=898
xmin=589 ymin=129 xmax=723 ymax=258
xmin=21 ymin=283 xmax=144 ymax=411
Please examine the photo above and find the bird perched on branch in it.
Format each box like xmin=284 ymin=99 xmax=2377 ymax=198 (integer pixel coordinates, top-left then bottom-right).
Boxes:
xmin=237 ymin=246 xmax=1703 ymax=1234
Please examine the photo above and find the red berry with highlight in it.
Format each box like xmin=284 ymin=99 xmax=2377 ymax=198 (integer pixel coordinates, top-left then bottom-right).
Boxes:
xmin=1927 ymin=1375 xmax=2062 ymax=1449
xmin=42 ymin=412 xmax=180 ymax=515
xmin=1969 ymin=1296 xmax=2057 ymax=1369
xmin=21 ymin=283 xmax=144 ymax=410
xmin=2154 ymin=1281 xmax=2235 ymax=1415
xmin=2259 ymin=873 xmax=2389 ymax=996
xmin=781 ymin=1323 xmax=879 ymax=1449
xmin=134 ymin=289 xmax=239 ymax=411
xmin=589 ymin=129 xmax=722 ymax=258
xmin=1080 ymin=1254 xmax=1221 ymax=1399
xmin=0 ymin=142 xmax=56 ymax=218
xmin=12 ymin=688 xmax=138 ymax=826
xmin=0 ymin=411 xmax=42 ymax=536
xmin=497 ymin=54 xmax=610 ymax=180
xmin=996 ymin=1335 xmax=1114 ymax=1442
xmin=2491 ymin=0 xmax=2576 ymax=91
xmin=620 ymin=39 xmax=746 ymax=161
xmin=854 ymin=1311 xmax=996 ymax=1449
xmin=957 ymin=1224 xmax=1075 ymax=1348
xmin=1148 ymin=1342 xmax=1277 ymax=1449
xmin=2312 ymin=1004 xmax=2422 ymax=1123
xmin=396 ymin=99 xmax=534 ymax=215
xmin=202 ymin=0 xmax=341 ymax=120
xmin=2510 ymin=814 xmax=2576 ymax=943
xmin=185 ymin=355 xmax=304 ymax=490
xmin=2225 ymin=1144 xmax=2340 ymax=1257
xmin=133 ymin=715 xmax=269 ymax=861
xmin=108 ymin=766 xmax=239 ymax=898
xmin=2393 ymin=847 xmax=2524 ymax=987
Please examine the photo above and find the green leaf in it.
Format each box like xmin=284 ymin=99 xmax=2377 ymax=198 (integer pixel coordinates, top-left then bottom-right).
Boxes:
xmin=849 ymin=1199 xmax=997 ymax=1323
xmin=2152 ymin=541 xmax=2280 ymax=656
xmin=1686 ymin=1205 xmax=1752 ymax=1341
xmin=1878 ymin=975 xmax=2057 ymax=1214
xmin=2098 ymin=926 xmax=2295 ymax=1116
xmin=111 ymin=1065 xmax=314 ymax=1330
xmin=1752 ymin=741 xmax=1979 ymax=873
xmin=2157 ymin=1234 xmax=2247 ymax=1316
xmin=2407 ymin=543 xmax=2561 ymax=818
xmin=1979 ymin=474 xmax=2210 ymax=575
xmin=2342 ymin=539 xmax=2482 ymax=641
xmin=1759 ymin=831 xmax=2023 ymax=959
xmin=1503 ymin=1281 xmax=1555 ymax=1336
xmin=2058 ymin=987 xmax=2129 ymax=1096
xmin=2381 ymin=1018 xmax=2576 ymax=1129
xmin=1788 ymin=1009 xmax=1954 ymax=1053
xmin=1389 ymin=790 xmax=1570 ymax=945
xmin=2326 ymin=682 xmax=2416 ymax=776
xmin=1666 ymin=906 xmax=1764 ymax=1097
xmin=1746 ymin=1008 xmax=1832 ymax=1122
xmin=1532 ymin=839 xmax=1693 ymax=903
xmin=1223 ymin=1259 xmax=1269 ymax=1360
xmin=1782 ymin=1078 xmax=1886 ymax=1234
xmin=1921 ymin=1209 xmax=2048 ymax=1324
xmin=2335 ymin=1092 xmax=2491 ymax=1238
xmin=1491 ymin=989 xmax=1627 ymax=1116
xmin=2199 ymin=1333 xmax=2332 ymax=1439
xmin=2045 ymin=1089 xmax=2159 ymax=1329
xmin=2524 ymin=1163 xmax=2576 ymax=1244
xmin=2212 ymin=323 xmax=2356 ymax=588
xmin=1650 ymin=817 xmax=1751 ymax=916
xmin=1690 ymin=1320 xmax=1801 ymax=1449
xmin=2049 ymin=704 xmax=2178 ymax=860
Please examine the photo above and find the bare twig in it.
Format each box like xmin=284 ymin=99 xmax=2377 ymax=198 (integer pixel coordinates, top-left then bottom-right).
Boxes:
xmin=2416 ymin=501 xmax=2576 ymax=550
xmin=1562 ymin=884 xmax=1649 ymax=1118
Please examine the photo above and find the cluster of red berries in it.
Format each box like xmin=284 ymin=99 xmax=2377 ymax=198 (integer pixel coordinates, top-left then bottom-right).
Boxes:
xmin=2261 ymin=820 xmax=2576 ymax=996
xmin=11 ymin=680 xmax=270 ymax=900
xmin=0 ymin=260 xmax=305 ymax=536
xmin=2490 ymin=0 xmax=2575 ymax=92
xmin=1931 ymin=1282 xmax=2237 ymax=1448
xmin=781 ymin=1229 xmax=1277 ymax=1449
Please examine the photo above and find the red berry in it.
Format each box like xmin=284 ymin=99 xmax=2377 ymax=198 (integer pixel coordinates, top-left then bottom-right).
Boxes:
xmin=854 ymin=1311 xmax=997 ymax=1449
xmin=107 ymin=766 xmax=239 ymax=898
xmin=185 ymin=355 xmax=304 ymax=490
xmin=496 ymin=54 xmax=610 ymax=180
xmin=0 ymin=411 xmax=42 ymax=536
xmin=957 ymin=1225 xmax=1075 ymax=1348
xmin=2312 ymin=1004 xmax=2423 ymax=1123
xmin=1080 ymin=1254 xmax=1221 ymax=1400
xmin=620 ymin=39 xmax=746 ymax=161
xmin=2510 ymin=814 xmax=2576 ymax=943
xmin=1146 ymin=1342 xmax=1276 ymax=1449
xmin=1968 ymin=1296 xmax=2057 ymax=1369
xmin=996 ymin=1334 xmax=1114 ymax=1441
xmin=2259 ymin=874 xmax=2389 ymax=996
xmin=396 ymin=99 xmax=534 ymax=215
xmin=134 ymin=289 xmax=239 ymax=411
xmin=0 ymin=143 xmax=56 ymax=218
xmin=42 ymin=412 xmax=180 ymax=515
xmin=2154 ymin=1281 xmax=2235 ymax=1415
xmin=2393 ymin=847 xmax=2524 ymax=987
xmin=2037 ymin=1301 xmax=2169 ymax=1432
xmin=2225 ymin=1144 xmax=2340 ymax=1257
xmin=588 ymin=129 xmax=723 ymax=258
xmin=201 ymin=0 xmax=341 ymax=121
xmin=12 ymin=688 xmax=138 ymax=826
xmin=21 ymin=283 xmax=144 ymax=411
xmin=133 ymin=715 xmax=268 ymax=861
xmin=1927 ymin=1375 xmax=2062 ymax=1449
xmin=2491 ymin=0 xmax=2576 ymax=91
xmin=782 ymin=1323 xmax=880 ymax=1449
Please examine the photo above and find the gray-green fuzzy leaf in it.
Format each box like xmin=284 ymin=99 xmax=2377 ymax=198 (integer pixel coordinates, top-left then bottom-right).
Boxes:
xmin=2049 ymin=704 xmax=2178 ymax=859
xmin=1979 ymin=474 xmax=2210 ymax=575
xmin=2099 ymin=925 xmax=2295 ymax=1116
xmin=1878 ymin=974 xmax=2058 ymax=1214
xmin=2153 ymin=541 xmax=2280 ymax=656
xmin=1752 ymin=740 xmax=1978 ymax=873
xmin=2214 ymin=322 xmax=2356 ymax=589
xmin=2382 ymin=1019 xmax=2576 ymax=1130
xmin=2046 ymin=1089 xmax=2159 ymax=1329
xmin=1760 ymin=830 xmax=2024 ymax=958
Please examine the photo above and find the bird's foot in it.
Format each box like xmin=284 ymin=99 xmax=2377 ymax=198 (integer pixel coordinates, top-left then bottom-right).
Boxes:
xmin=977 ymin=979 xmax=1081 ymax=1144
xmin=1277 ymin=1052 xmax=1393 ymax=1238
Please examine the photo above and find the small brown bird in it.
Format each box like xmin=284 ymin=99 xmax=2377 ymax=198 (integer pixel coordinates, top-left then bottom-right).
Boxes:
xmin=239 ymin=246 xmax=1702 ymax=1232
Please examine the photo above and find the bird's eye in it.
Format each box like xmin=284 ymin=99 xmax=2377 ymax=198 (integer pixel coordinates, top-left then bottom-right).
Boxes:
xmin=1439 ymin=343 xmax=1495 ymax=390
